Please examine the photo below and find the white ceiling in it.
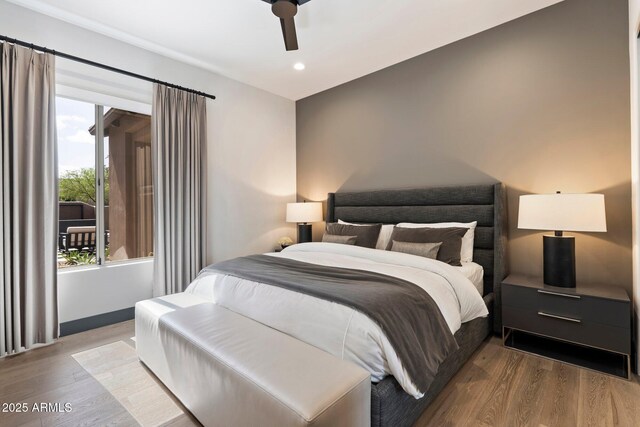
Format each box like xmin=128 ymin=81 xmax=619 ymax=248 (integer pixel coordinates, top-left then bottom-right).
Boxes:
xmin=7 ymin=0 xmax=563 ymax=100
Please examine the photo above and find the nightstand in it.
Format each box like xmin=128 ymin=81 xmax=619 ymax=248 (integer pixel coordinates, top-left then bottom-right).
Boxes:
xmin=502 ymin=274 xmax=631 ymax=379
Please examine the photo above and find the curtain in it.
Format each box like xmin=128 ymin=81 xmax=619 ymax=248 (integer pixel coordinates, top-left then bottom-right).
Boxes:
xmin=0 ymin=43 xmax=58 ymax=356
xmin=152 ymin=84 xmax=207 ymax=296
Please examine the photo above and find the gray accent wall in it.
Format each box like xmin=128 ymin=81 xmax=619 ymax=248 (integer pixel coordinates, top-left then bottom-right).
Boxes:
xmin=296 ymin=0 xmax=632 ymax=291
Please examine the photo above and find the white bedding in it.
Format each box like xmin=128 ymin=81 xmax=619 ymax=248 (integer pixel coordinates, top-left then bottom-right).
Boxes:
xmin=457 ymin=262 xmax=484 ymax=294
xmin=185 ymin=243 xmax=488 ymax=398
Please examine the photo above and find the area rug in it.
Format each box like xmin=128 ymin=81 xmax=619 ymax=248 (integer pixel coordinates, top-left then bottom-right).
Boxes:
xmin=72 ymin=340 xmax=183 ymax=426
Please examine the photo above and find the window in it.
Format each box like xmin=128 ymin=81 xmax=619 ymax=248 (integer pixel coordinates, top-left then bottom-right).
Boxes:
xmin=57 ymin=97 xmax=153 ymax=268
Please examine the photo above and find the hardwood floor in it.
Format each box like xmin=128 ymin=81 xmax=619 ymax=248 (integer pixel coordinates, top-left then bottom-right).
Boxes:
xmin=0 ymin=321 xmax=200 ymax=427
xmin=0 ymin=321 xmax=638 ymax=427
xmin=416 ymin=339 xmax=640 ymax=427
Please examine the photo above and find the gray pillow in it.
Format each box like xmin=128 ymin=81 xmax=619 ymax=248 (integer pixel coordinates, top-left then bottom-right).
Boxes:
xmin=390 ymin=241 xmax=442 ymax=260
xmin=322 ymin=234 xmax=358 ymax=245
xmin=325 ymin=223 xmax=382 ymax=249
xmin=386 ymin=226 xmax=467 ymax=266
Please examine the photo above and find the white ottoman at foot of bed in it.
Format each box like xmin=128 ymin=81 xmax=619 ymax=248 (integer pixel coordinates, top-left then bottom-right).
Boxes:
xmin=135 ymin=295 xmax=371 ymax=427
xmin=135 ymin=293 xmax=209 ymax=386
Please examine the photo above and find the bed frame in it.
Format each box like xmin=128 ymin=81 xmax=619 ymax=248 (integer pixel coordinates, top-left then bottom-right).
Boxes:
xmin=326 ymin=183 xmax=508 ymax=427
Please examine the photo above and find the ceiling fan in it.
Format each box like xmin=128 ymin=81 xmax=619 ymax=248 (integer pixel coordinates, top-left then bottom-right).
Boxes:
xmin=261 ymin=0 xmax=312 ymax=51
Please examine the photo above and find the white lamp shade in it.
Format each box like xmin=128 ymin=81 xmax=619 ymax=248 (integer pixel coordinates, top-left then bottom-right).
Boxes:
xmin=518 ymin=193 xmax=606 ymax=232
xmin=286 ymin=202 xmax=323 ymax=223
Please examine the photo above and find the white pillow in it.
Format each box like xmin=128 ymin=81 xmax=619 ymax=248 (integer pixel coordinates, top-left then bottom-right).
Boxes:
xmin=396 ymin=221 xmax=477 ymax=263
xmin=337 ymin=220 xmax=394 ymax=250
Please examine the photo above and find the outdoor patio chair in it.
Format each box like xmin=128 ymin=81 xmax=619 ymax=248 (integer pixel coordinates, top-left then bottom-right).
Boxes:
xmin=62 ymin=226 xmax=97 ymax=252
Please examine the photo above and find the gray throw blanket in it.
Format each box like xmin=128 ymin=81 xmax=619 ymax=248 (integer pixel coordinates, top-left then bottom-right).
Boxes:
xmin=200 ymin=255 xmax=459 ymax=394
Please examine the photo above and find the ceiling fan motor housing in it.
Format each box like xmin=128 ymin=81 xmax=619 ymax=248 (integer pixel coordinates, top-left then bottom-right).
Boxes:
xmin=272 ymin=0 xmax=298 ymax=19
xmin=261 ymin=0 xmax=312 ymax=51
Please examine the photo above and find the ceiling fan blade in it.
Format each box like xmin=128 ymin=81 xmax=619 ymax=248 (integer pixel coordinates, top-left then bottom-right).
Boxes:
xmin=280 ymin=17 xmax=299 ymax=51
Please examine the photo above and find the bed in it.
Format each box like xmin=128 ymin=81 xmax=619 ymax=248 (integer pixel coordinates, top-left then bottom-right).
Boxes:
xmin=324 ymin=183 xmax=508 ymax=426
xmin=138 ymin=183 xmax=508 ymax=427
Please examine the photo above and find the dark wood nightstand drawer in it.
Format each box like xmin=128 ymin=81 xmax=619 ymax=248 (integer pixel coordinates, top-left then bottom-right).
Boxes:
xmin=503 ymin=306 xmax=630 ymax=354
xmin=503 ymin=285 xmax=583 ymax=318
xmin=502 ymin=283 xmax=630 ymax=328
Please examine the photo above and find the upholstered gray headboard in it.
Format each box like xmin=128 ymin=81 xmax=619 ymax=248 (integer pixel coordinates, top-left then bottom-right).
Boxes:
xmin=326 ymin=183 xmax=508 ymax=333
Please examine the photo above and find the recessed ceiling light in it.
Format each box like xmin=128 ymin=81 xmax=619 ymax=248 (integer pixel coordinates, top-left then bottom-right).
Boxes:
xmin=294 ymin=62 xmax=306 ymax=71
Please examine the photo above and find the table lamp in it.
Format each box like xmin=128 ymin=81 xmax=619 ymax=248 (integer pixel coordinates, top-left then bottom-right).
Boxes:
xmin=518 ymin=191 xmax=606 ymax=288
xmin=286 ymin=201 xmax=323 ymax=243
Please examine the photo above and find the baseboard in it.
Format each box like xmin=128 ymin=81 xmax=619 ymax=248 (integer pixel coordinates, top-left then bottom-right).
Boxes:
xmin=60 ymin=307 xmax=134 ymax=336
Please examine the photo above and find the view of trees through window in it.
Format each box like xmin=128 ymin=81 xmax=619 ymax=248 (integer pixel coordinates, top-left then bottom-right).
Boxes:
xmin=59 ymin=167 xmax=109 ymax=205
xmin=57 ymin=96 xmax=153 ymax=268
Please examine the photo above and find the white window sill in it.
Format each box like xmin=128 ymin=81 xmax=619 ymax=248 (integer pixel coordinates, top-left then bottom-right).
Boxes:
xmin=58 ymin=257 xmax=154 ymax=275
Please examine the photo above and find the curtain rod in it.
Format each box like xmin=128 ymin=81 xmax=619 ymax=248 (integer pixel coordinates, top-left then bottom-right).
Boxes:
xmin=0 ymin=35 xmax=216 ymax=100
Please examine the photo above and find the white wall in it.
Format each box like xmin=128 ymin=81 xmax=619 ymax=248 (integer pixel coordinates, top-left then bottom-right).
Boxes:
xmin=630 ymin=0 xmax=640 ymax=373
xmin=0 ymin=1 xmax=297 ymax=321
xmin=57 ymin=260 xmax=153 ymax=323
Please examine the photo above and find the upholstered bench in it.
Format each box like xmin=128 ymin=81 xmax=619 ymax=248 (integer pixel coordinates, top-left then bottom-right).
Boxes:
xmin=135 ymin=296 xmax=371 ymax=427
xmin=135 ymin=292 xmax=210 ymax=382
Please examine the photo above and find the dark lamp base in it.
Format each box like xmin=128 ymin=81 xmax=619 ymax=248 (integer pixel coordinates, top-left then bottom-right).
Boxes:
xmin=543 ymin=235 xmax=576 ymax=288
xmin=297 ymin=223 xmax=312 ymax=243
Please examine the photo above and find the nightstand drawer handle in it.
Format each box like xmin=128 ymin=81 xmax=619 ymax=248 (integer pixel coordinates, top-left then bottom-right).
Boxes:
xmin=537 ymin=289 xmax=581 ymax=299
xmin=538 ymin=311 xmax=581 ymax=323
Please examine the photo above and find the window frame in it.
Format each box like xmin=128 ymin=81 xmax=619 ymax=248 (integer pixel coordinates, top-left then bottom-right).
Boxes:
xmin=94 ymin=104 xmax=106 ymax=265
xmin=56 ymin=93 xmax=153 ymax=270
